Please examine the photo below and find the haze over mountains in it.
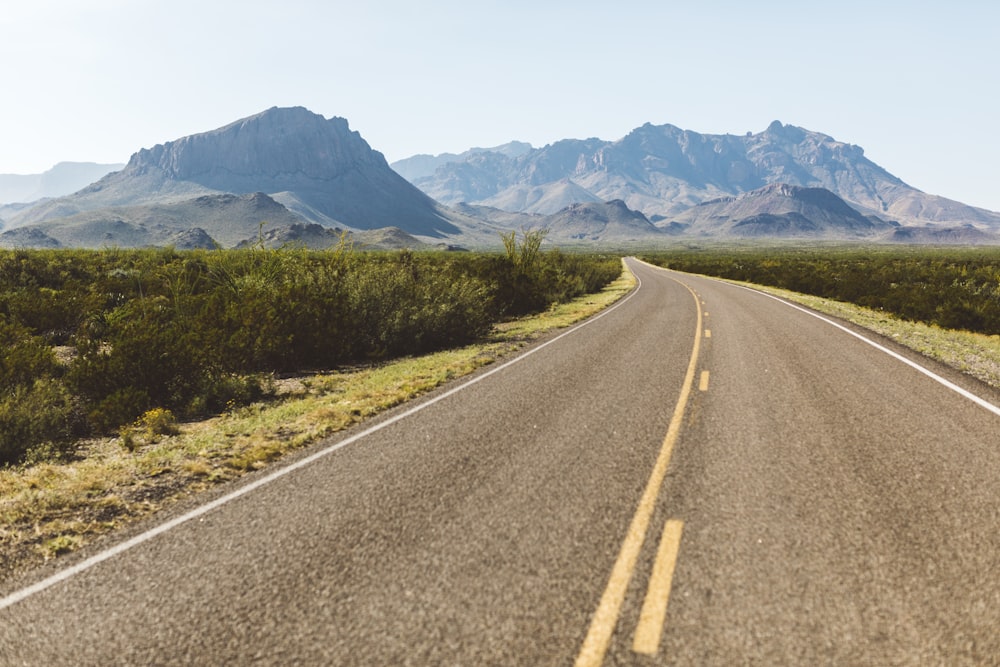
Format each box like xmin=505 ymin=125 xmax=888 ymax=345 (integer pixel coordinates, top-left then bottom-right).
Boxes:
xmin=0 ymin=162 xmax=124 ymax=205
xmin=2 ymin=107 xmax=998 ymax=249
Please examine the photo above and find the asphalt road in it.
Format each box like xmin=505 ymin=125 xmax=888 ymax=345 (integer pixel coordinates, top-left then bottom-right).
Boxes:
xmin=2 ymin=259 xmax=1000 ymax=665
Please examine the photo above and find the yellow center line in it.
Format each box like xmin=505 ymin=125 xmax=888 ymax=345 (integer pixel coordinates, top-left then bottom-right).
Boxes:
xmin=574 ymin=276 xmax=703 ymax=667
xmin=633 ymin=519 xmax=685 ymax=655
xmin=699 ymin=370 xmax=710 ymax=392
xmin=705 ymin=329 xmax=712 ymax=339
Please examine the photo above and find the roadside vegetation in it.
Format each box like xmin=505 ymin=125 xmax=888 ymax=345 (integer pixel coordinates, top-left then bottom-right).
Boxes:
xmin=0 ymin=235 xmax=627 ymax=578
xmin=639 ymin=246 xmax=1000 ymax=335
xmin=639 ymin=245 xmax=1000 ymax=389
xmin=9 ymin=240 xmax=1000 ymax=580
xmin=0 ymin=233 xmax=620 ymax=466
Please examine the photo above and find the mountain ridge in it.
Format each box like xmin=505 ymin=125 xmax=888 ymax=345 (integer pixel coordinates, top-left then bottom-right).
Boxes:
xmin=391 ymin=141 xmax=533 ymax=182
xmin=5 ymin=109 xmax=999 ymax=248
xmin=393 ymin=121 xmax=1000 ymax=230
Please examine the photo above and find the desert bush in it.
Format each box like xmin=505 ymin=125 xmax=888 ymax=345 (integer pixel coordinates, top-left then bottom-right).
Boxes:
xmin=138 ymin=407 xmax=180 ymax=438
xmin=85 ymin=387 xmax=152 ymax=436
xmin=343 ymin=251 xmax=496 ymax=358
xmin=0 ymin=378 xmax=84 ymax=465
xmin=119 ymin=407 xmax=181 ymax=452
xmin=483 ymin=231 xmax=621 ymax=316
xmin=0 ymin=318 xmax=60 ymax=391
xmin=0 ymin=244 xmax=622 ymax=463
xmin=3 ymin=287 xmax=82 ymax=343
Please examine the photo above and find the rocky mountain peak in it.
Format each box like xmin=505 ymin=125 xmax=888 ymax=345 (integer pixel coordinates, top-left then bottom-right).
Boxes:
xmin=541 ymin=199 xmax=663 ymax=241
xmin=742 ymin=183 xmax=864 ymax=216
xmin=674 ymin=182 xmax=892 ymax=238
xmin=125 ymin=106 xmax=385 ymax=193
xmin=760 ymin=120 xmax=809 ymax=144
xmin=8 ymin=107 xmax=462 ymax=239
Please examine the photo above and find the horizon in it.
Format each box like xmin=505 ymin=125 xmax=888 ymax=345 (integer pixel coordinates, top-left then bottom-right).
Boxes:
xmin=1 ymin=1 xmax=998 ymax=211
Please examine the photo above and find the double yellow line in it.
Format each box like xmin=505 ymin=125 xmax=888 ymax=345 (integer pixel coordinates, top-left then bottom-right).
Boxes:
xmin=575 ymin=274 xmax=703 ymax=666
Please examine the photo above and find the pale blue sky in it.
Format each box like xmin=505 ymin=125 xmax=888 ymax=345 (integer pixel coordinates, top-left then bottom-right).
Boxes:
xmin=2 ymin=0 xmax=997 ymax=210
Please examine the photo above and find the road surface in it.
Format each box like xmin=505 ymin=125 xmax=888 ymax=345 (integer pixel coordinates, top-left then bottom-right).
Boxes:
xmin=3 ymin=258 xmax=1000 ymax=665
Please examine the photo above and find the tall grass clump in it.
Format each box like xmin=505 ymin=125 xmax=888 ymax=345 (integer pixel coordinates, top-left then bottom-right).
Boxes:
xmin=489 ymin=230 xmax=621 ymax=315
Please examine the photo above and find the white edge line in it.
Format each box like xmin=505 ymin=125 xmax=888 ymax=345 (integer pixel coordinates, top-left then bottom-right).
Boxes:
xmin=637 ymin=257 xmax=1000 ymax=418
xmin=0 ymin=272 xmax=642 ymax=612
xmin=727 ymin=282 xmax=1000 ymax=419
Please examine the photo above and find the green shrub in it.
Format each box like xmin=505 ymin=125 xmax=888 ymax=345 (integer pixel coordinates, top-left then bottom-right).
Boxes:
xmin=0 ymin=378 xmax=83 ymax=466
xmin=85 ymin=387 xmax=152 ymax=435
xmin=0 ymin=318 xmax=60 ymax=391
xmin=1 ymin=245 xmax=623 ymax=463
xmin=487 ymin=233 xmax=620 ymax=316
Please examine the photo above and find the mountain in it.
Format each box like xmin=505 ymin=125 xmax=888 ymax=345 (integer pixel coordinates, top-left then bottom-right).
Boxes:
xmin=884 ymin=224 xmax=998 ymax=245
xmin=0 ymin=192 xmax=308 ymax=249
xmin=0 ymin=162 xmax=124 ymax=204
xmin=397 ymin=121 xmax=1000 ymax=230
xmin=7 ymin=107 xmax=464 ymax=241
xmin=449 ymin=200 xmax=669 ymax=243
xmin=673 ymin=183 xmax=895 ymax=238
xmin=0 ymin=227 xmax=62 ymax=249
xmin=391 ymin=141 xmax=533 ymax=182
xmin=0 ymin=195 xmax=439 ymax=251
xmin=234 ymin=223 xmax=427 ymax=251
xmin=478 ymin=179 xmax=603 ymax=215
xmin=541 ymin=200 xmax=668 ymax=241
xmin=0 ymin=202 xmax=36 ymax=227
xmin=11 ymin=112 xmax=998 ymax=249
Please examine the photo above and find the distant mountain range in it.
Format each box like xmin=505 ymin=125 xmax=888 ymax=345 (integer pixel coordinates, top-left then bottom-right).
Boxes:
xmin=0 ymin=162 xmax=124 ymax=204
xmin=453 ymin=185 xmax=920 ymax=243
xmin=392 ymin=120 xmax=1000 ymax=230
xmin=2 ymin=108 xmax=998 ymax=249
xmin=392 ymin=142 xmax=533 ymax=183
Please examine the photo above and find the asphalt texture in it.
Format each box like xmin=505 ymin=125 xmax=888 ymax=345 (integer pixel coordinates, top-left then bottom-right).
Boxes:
xmin=2 ymin=259 xmax=999 ymax=666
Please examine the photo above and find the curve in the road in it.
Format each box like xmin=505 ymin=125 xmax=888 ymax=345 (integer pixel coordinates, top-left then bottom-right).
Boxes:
xmin=574 ymin=271 xmax=702 ymax=666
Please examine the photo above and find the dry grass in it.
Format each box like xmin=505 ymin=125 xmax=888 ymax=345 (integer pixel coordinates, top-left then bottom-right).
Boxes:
xmin=0 ymin=264 xmax=636 ymax=581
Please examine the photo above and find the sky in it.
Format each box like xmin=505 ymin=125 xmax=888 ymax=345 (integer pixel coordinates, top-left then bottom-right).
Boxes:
xmin=1 ymin=0 xmax=998 ymax=211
